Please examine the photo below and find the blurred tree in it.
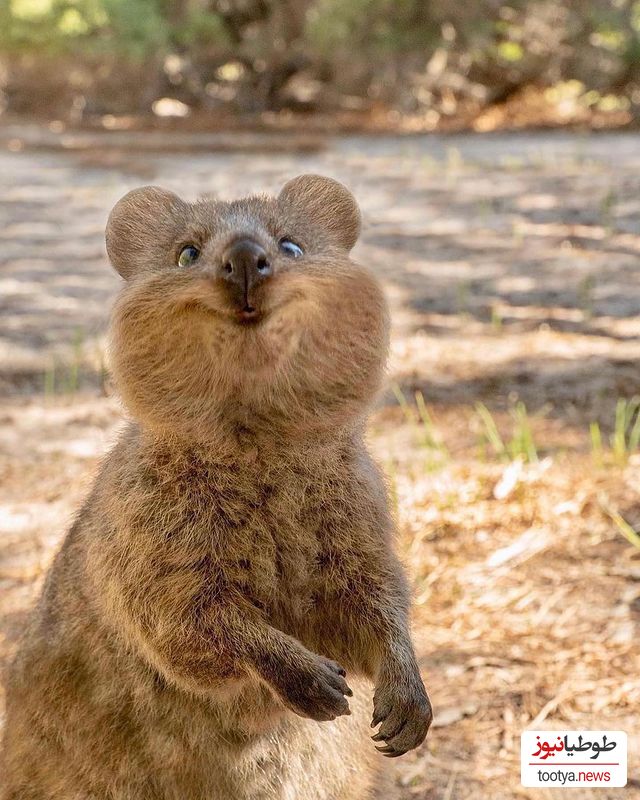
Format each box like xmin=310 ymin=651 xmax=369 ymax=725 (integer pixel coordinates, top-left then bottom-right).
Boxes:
xmin=0 ymin=0 xmax=638 ymax=122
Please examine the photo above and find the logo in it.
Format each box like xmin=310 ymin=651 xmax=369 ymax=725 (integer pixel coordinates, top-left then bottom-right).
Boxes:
xmin=521 ymin=730 xmax=627 ymax=788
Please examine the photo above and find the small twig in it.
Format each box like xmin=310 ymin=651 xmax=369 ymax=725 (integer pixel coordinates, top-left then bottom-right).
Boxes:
xmin=527 ymin=685 xmax=572 ymax=728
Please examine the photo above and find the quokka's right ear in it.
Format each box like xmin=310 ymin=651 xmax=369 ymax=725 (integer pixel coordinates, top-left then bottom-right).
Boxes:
xmin=105 ymin=186 xmax=190 ymax=279
xmin=278 ymin=174 xmax=361 ymax=251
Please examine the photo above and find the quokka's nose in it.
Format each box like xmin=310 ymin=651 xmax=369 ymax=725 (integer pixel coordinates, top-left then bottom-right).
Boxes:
xmin=219 ymin=239 xmax=272 ymax=298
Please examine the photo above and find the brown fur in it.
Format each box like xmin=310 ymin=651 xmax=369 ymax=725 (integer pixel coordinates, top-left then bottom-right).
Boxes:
xmin=2 ymin=175 xmax=432 ymax=800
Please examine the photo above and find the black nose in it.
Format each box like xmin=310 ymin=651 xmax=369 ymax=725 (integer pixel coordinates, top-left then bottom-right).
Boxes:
xmin=220 ymin=239 xmax=272 ymax=302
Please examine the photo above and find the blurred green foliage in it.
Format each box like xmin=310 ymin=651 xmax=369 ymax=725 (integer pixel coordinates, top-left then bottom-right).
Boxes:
xmin=0 ymin=0 xmax=229 ymax=56
xmin=1 ymin=0 xmax=639 ymax=118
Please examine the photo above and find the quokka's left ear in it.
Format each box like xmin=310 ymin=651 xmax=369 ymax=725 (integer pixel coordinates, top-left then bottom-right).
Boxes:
xmin=278 ymin=174 xmax=361 ymax=251
xmin=106 ymin=186 xmax=190 ymax=280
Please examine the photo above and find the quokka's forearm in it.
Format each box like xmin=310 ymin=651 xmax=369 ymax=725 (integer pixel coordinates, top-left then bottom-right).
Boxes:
xmin=114 ymin=587 xmax=353 ymax=719
xmin=116 ymin=589 xmax=320 ymax=695
xmin=358 ymin=604 xmax=420 ymax=682
xmin=327 ymin=549 xmax=416 ymax=678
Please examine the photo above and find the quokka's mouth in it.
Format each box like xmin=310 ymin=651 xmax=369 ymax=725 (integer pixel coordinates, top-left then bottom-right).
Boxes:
xmin=237 ymin=305 xmax=262 ymax=324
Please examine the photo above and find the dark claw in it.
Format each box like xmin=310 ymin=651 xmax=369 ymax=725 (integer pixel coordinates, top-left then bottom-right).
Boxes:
xmin=384 ymin=749 xmax=408 ymax=759
xmin=379 ymin=719 xmax=407 ymax=742
xmin=279 ymin=654 xmax=353 ymax=722
xmin=371 ymin=713 xmax=385 ymax=728
xmin=375 ymin=744 xmax=395 ymax=754
xmin=324 ymin=660 xmax=346 ymax=677
xmin=371 ymin=731 xmax=386 ymax=742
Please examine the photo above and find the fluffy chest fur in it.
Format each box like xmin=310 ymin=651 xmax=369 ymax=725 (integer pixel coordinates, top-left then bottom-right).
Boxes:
xmin=89 ymin=426 xmax=366 ymax=642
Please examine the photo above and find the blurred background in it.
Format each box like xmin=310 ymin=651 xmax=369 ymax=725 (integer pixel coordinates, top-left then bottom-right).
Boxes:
xmin=1 ymin=3 xmax=640 ymax=799
xmin=1 ymin=0 xmax=640 ymax=129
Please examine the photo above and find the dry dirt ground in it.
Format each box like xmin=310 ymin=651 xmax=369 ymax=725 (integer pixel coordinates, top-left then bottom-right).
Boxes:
xmin=1 ymin=129 xmax=639 ymax=798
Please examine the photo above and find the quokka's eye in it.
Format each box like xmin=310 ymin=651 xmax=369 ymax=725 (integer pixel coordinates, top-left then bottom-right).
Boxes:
xmin=178 ymin=245 xmax=200 ymax=268
xmin=279 ymin=238 xmax=304 ymax=258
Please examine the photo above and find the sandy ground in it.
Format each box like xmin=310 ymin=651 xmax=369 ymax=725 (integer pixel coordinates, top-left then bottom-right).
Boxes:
xmin=1 ymin=130 xmax=639 ymax=798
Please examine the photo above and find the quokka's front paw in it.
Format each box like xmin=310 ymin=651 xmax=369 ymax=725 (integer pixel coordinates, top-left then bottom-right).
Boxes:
xmin=276 ymin=654 xmax=353 ymax=722
xmin=371 ymin=666 xmax=432 ymax=758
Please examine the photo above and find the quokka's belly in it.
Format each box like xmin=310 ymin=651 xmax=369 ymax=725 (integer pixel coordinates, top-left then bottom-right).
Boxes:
xmin=171 ymin=679 xmax=377 ymax=800
xmin=4 ymin=665 xmax=375 ymax=800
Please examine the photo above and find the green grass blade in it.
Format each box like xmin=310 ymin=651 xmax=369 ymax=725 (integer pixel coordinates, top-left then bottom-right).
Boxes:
xmin=606 ymin=508 xmax=640 ymax=550
xmin=475 ymin=402 xmax=507 ymax=459
xmin=590 ymin=421 xmax=603 ymax=467
xmin=612 ymin=398 xmax=627 ymax=464
xmin=512 ymin=401 xmax=538 ymax=464
xmin=628 ymin=408 xmax=640 ymax=454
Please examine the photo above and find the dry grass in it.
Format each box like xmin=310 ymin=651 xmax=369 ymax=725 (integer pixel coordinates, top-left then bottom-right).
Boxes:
xmin=1 ymin=129 xmax=640 ymax=798
xmin=374 ymin=405 xmax=640 ymax=798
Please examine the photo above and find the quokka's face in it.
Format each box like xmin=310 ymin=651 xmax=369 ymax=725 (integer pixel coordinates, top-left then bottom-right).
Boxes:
xmin=106 ymin=175 xmax=389 ymax=441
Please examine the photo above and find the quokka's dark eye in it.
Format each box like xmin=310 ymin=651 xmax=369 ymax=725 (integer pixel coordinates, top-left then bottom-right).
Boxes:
xmin=279 ymin=238 xmax=303 ymax=258
xmin=178 ymin=245 xmax=200 ymax=268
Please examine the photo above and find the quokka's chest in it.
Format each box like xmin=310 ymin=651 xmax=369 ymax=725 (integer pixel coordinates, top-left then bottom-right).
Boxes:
xmin=200 ymin=475 xmax=338 ymax=625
